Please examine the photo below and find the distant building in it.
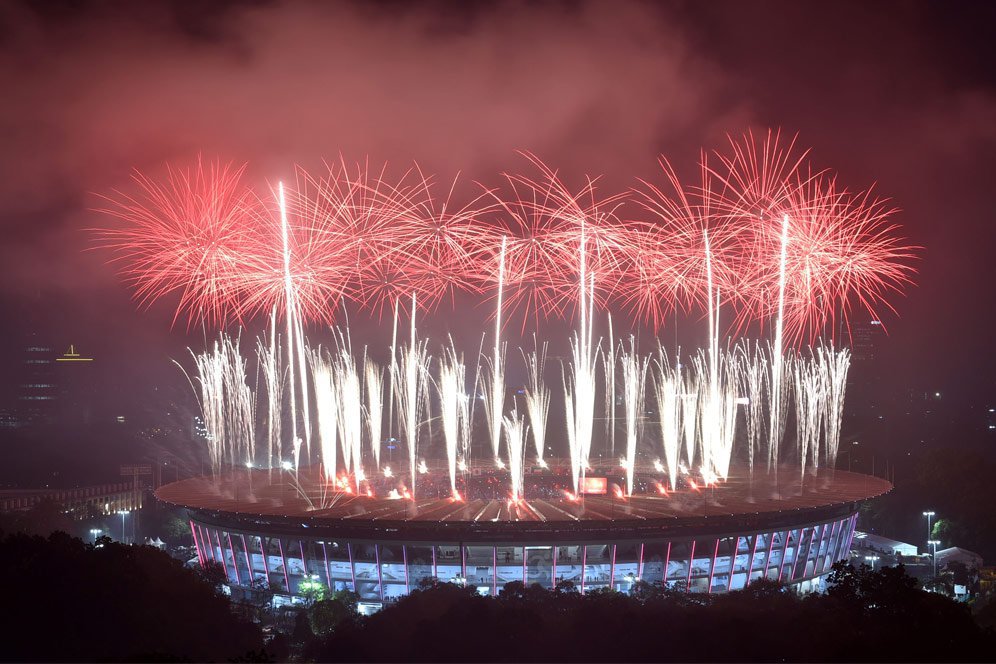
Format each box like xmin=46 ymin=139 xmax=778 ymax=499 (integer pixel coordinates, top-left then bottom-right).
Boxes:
xmin=846 ymin=319 xmax=884 ymax=364
xmin=0 ymin=410 xmax=19 ymax=430
xmin=851 ymin=531 xmax=918 ymax=557
xmin=845 ymin=319 xmax=884 ymax=378
xmin=936 ymin=546 xmax=984 ymax=571
xmin=11 ymin=340 xmax=96 ymax=427
xmin=17 ymin=340 xmax=57 ymax=424
xmin=0 ymin=481 xmax=142 ymax=518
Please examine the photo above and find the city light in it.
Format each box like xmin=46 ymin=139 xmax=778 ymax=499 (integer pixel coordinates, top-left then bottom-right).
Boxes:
xmin=117 ymin=510 xmax=130 ymax=543
xmin=928 ymin=539 xmax=941 ymax=578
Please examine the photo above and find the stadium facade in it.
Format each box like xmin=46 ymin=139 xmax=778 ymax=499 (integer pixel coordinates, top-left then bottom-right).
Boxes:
xmin=159 ymin=466 xmax=889 ymax=609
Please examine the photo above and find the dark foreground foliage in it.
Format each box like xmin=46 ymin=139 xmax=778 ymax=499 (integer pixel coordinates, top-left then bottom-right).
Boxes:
xmin=0 ymin=531 xmax=266 ymax=662
xmin=308 ymin=562 xmax=994 ymax=662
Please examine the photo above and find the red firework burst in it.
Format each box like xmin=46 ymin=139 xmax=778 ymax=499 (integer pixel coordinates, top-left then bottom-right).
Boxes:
xmin=487 ymin=153 xmax=631 ymax=331
xmin=706 ymin=131 xmax=917 ymax=344
xmin=93 ymin=158 xmax=263 ymax=327
xmin=233 ymin=160 xmax=409 ymax=324
xmin=370 ymin=167 xmax=501 ymax=310
xmin=759 ymin=177 xmax=916 ymax=344
xmin=93 ymin=135 xmax=917 ymax=338
xmin=628 ymin=153 xmax=747 ymax=328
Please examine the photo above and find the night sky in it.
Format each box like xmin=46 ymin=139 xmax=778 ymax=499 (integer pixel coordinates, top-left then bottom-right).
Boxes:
xmin=0 ymin=0 xmax=994 ymax=478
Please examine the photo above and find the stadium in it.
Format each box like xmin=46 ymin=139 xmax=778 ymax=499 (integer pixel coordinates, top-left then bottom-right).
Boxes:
xmin=157 ymin=462 xmax=891 ymax=609
xmin=112 ymin=136 xmax=911 ymax=612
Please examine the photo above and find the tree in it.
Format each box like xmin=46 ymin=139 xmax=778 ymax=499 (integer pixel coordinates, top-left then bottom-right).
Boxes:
xmin=737 ymin=576 xmax=787 ymax=600
xmin=298 ymin=574 xmax=328 ymax=604
xmin=415 ymin=575 xmax=440 ymax=590
xmin=308 ymin=590 xmax=359 ymax=638
xmin=162 ymin=514 xmax=192 ymax=544
xmin=307 ymin=562 xmax=995 ymax=662
xmin=945 ymin=560 xmax=976 ymax=589
xmin=196 ymin=559 xmax=229 ymax=588
xmin=0 ymin=498 xmax=75 ymax=537
xmin=0 ymin=531 xmax=265 ymax=661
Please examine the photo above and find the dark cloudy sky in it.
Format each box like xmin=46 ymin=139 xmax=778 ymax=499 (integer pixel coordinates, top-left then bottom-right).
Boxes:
xmin=0 ymin=0 xmax=994 ymax=412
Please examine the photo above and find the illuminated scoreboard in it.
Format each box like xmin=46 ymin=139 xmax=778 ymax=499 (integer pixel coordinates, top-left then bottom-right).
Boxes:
xmin=581 ymin=476 xmax=607 ymax=495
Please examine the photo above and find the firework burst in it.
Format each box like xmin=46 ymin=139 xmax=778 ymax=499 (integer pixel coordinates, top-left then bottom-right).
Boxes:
xmin=95 ymin=136 xmax=916 ymax=343
xmin=94 ymin=158 xmax=262 ymax=326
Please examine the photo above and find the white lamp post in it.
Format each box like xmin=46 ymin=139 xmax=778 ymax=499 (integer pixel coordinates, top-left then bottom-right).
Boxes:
xmin=922 ymin=511 xmax=935 ymax=549
xmin=117 ymin=510 xmax=130 ymax=543
xmin=928 ymin=540 xmax=941 ymax=578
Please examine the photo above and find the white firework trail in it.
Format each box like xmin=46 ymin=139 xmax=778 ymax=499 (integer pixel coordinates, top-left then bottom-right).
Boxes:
xmin=459 ymin=361 xmax=473 ymax=473
xmin=466 ymin=333 xmax=486 ymax=470
xmin=437 ymin=340 xmax=467 ymax=498
xmin=522 ymin=338 xmax=551 ymax=467
xmin=714 ymin=362 xmax=739 ymax=482
xmin=793 ymin=353 xmax=822 ymax=479
xmin=604 ymin=315 xmax=616 ymax=456
xmin=309 ymin=348 xmax=338 ymax=482
xmin=191 ymin=343 xmax=224 ymax=477
xmin=702 ymin=232 xmax=741 ymax=480
xmin=333 ymin=332 xmax=364 ymax=492
xmin=364 ymin=354 xmax=384 ymax=470
xmin=393 ymin=293 xmax=431 ymax=498
xmin=503 ymin=404 xmax=529 ymax=502
xmin=698 ymin=372 xmax=720 ymax=482
xmin=293 ymin=300 xmax=312 ymax=460
xmin=257 ymin=314 xmax=283 ymax=476
xmin=563 ymin=218 xmax=600 ymax=494
xmin=387 ymin=298 xmax=399 ymax=441
xmin=229 ymin=345 xmax=257 ymax=471
xmin=768 ymin=342 xmax=792 ymax=471
xmin=189 ymin=335 xmax=255 ymax=478
xmin=483 ymin=236 xmax=508 ymax=465
xmin=619 ymin=336 xmax=648 ymax=496
xmin=276 ymin=182 xmax=300 ymax=471
xmin=652 ymin=348 xmax=682 ymax=490
xmin=736 ymin=343 xmax=767 ymax=480
xmin=680 ymin=372 xmax=698 ymax=472
xmin=768 ymin=214 xmax=790 ymax=471
xmin=182 ymin=331 xmax=854 ymax=504
xmin=818 ymin=345 xmax=850 ymax=469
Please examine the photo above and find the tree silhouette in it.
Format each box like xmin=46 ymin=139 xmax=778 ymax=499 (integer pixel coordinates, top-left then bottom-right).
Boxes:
xmin=0 ymin=531 xmax=266 ymax=661
xmin=309 ymin=564 xmax=993 ymax=662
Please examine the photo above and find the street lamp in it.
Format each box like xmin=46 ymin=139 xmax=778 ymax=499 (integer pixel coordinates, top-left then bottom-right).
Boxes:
xmin=89 ymin=528 xmax=102 ymax=544
xmin=864 ymin=555 xmax=880 ymax=571
xmin=928 ymin=540 xmax=941 ymax=578
xmin=922 ymin=511 xmax=935 ymax=550
xmin=117 ymin=510 xmax=130 ymax=543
